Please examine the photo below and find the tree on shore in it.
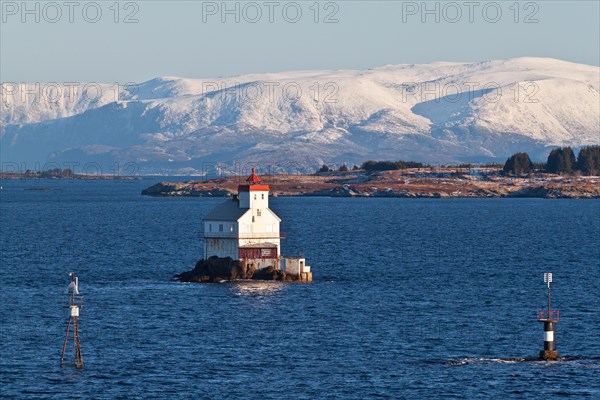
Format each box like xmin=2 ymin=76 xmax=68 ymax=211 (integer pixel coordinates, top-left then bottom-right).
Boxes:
xmin=361 ymin=160 xmax=425 ymax=172
xmin=339 ymin=164 xmax=349 ymax=172
xmin=317 ymin=164 xmax=330 ymax=173
xmin=503 ymin=153 xmax=533 ymax=175
xmin=576 ymin=146 xmax=600 ymax=176
xmin=546 ymin=147 xmax=576 ymax=174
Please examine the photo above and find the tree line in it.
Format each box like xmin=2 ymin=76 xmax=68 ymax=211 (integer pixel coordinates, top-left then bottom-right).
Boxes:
xmin=503 ymin=146 xmax=600 ymax=176
xmin=314 ymin=146 xmax=599 ymax=176
xmin=318 ymin=160 xmax=426 ymax=173
xmin=24 ymin=168 xmax=75 ymax=178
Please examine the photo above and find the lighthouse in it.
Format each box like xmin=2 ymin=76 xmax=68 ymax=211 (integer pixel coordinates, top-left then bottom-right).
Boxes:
xmin=202 ymin=168 xmax=311 ymax=281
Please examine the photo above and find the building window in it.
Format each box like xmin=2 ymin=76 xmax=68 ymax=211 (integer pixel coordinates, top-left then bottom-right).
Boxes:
xmin=254 ymin=194 xmax=257 ymax=200
xmin=209 ymin=224 xmax=212 ymax=232
xmin=261 ymin=194 xmax=264 ymax=199
xmin=257 ymin=209 xmax=261 ymax=216
xmin=229 ymin=224 xmax=234 ymax=232
xmin=252 ymin=216 xmax=255 ymax=222
xmin=219 ymin=224 xmax=223 ymax=232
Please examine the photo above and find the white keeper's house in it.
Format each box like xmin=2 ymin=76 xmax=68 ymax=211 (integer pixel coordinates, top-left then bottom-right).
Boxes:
xmin=202 ymin=168 xmax=310 ymax=279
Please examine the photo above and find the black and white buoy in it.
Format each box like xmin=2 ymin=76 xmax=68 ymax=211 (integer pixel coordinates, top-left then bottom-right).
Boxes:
xmin=537 ymin=272 xmax=560 ymax=361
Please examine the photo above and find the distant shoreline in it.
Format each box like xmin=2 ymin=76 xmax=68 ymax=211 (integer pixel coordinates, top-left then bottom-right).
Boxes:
xmin=140 ymin=168 xmax=600 ymax=199
xmin=0 ymin=172 xmax=139 ymax=181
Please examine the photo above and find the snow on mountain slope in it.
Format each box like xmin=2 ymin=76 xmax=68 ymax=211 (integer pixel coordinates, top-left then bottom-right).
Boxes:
xmin=0 ymin=83 xmax=138 ymax=127
xmin=1 ymin=57 xmax=598 ymax=173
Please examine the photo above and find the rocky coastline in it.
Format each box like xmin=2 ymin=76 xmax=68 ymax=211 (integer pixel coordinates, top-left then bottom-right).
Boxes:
xmin=142 ymin=169 xmax=600 ymax=199
xmin=176 ymin=256 xmax=308 ymax=283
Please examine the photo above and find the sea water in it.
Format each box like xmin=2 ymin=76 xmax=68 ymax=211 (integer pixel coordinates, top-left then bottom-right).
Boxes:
xmin=1 ymin=179 xmax=599 ymax=399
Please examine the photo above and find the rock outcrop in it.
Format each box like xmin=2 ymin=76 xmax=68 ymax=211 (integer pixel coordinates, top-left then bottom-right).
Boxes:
xmin=176 ymin=256 xmax=306 ymax=283
xmin=142 ymin=182 xmax=234 ymax=197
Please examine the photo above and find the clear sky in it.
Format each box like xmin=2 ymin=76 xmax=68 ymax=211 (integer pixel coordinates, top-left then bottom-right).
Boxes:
xmin=1 ymin=0 xmax=599 ymax=83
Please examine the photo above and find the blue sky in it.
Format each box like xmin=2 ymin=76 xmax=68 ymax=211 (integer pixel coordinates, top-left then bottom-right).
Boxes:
xmin=1 ymin=1 xmax=599 ymax=82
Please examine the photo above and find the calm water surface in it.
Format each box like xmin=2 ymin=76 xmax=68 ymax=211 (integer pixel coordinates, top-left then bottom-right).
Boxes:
xmin=1 ymin=179 xmax=599 ymax=399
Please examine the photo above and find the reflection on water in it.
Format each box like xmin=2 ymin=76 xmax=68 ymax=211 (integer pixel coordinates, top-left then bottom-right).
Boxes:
xmin=230 ymin=280 xmax=285 ymax=298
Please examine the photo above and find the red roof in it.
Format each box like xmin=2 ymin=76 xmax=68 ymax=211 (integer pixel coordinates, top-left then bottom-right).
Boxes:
xmin=246 ymin=168 xmax=261 ymax=184
xmin=239 ymin=168 xmax=269 ymax=191
xmin=238 ymin=184 xmax=270 ymax=192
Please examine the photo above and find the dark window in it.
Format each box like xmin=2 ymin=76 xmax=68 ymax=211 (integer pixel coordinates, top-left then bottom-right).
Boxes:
xmin=257 ymin=209 xmax=261 ymax=216
xmin=219 ymin=224 xmax=223 ymax=232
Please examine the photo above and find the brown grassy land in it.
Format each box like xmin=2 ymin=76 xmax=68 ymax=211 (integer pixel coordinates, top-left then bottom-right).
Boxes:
xmin=142 ymin=168 xmax=600 ymax=199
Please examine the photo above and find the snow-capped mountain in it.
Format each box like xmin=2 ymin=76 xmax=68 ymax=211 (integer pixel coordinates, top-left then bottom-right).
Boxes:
xmin=1 ymin=57 xmax=598 ymax=173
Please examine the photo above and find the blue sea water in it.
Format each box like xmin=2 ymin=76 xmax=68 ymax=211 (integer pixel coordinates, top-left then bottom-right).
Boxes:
xmin=0 ymin=178 xmax=599 ymax=399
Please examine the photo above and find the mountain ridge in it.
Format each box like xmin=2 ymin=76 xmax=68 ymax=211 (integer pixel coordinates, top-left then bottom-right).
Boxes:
xmin=1 ymin=57 xmax=598 ymax=173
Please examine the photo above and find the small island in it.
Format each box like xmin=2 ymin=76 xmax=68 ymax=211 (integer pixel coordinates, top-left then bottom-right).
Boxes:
xmin=142 ymin=169 xmax=599 ymax=199
xmin=177 ymin=257 xmax=308 ymax=283
xmin=0 ymin=168 xmax=138 ymax=181
xmin=143 ymin=147 xmax=600 ymax=200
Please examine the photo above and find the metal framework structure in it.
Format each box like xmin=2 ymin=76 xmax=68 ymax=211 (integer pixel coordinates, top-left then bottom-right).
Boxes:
xmin=60 ymin=272 xmax=83 ymax=368
xmin=538 ymin=273 xmax=559 ymax=322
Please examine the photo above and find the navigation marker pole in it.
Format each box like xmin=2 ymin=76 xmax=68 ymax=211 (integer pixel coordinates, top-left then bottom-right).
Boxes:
xmin=60 ymin=272 xmax=83 ymax=368
xmin=537 ymin=272 xmax=560 ymax=361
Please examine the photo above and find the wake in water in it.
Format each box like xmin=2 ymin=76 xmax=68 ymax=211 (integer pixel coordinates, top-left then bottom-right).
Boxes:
xmin=444 ymin=356 xmax=599 ymax=365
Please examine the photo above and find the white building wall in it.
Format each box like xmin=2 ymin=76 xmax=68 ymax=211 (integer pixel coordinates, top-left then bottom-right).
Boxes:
xmin=204 ymin=238 xmax=238 ymax=259
xmin=242 ymin=257 xmax=310 ymax=275
xmin=238 ymin=209 xmax=281 ymax=254
xmin=279 ymin=258 xmax=309 ymax=274
xmin=204 ymin=220 xmax=237 ymax=235
xmin=239 ymin=190 xmax=269 ymax=209
xmin=203 ymin=219 xmax=239 ymax=259
xmin=203 ymin=188 xmax=282 ymax=260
